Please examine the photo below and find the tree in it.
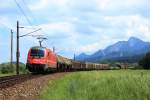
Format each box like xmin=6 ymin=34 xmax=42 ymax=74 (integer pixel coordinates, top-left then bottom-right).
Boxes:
xmin=139 ymin=52 xmax=150 ymax=69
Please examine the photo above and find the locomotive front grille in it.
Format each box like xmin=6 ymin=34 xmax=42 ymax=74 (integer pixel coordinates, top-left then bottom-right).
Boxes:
xmin=26 ymin=63 xmax=46 ymax=72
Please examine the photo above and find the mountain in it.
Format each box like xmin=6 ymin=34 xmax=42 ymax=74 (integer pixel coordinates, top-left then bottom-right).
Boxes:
xmin=76 ymin=53 xmax=89 ymax=61
xmin=76 ymin=37 xmax=150 ymax=63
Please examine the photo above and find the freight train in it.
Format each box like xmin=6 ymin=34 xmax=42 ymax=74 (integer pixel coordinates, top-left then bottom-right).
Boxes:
xmin=26 ymin=46 xmax=110 ymax=73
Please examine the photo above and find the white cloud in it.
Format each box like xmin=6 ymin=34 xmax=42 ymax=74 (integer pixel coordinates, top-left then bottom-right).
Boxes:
xmin=138 ymin=25 xmax=150 ymax=41
xmin=0 ymin=16 xmax=15 ymax=29
xmin=0 ymin=0 xmax=14 ymax=8
xmin=79 ymin=43 xmax=99 ymax=53
xmin=75 ymin=34 xmax=122 ymax=55
xmin=29 ymin=0 xmax=69 ymax=11
xmin=39 ymin=22 xmax=74 ymax=34
xmin=102 ymin=15 xmax=150 ymax=40
xmin=1 ymin=0 xmax=150 ymax=63
xmin=96 ymin=0 xmax=150 ymax=11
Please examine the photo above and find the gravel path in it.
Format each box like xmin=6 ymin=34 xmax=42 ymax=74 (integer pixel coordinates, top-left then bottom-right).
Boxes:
xmin=0 ymin=72 xmax=67 ymax=100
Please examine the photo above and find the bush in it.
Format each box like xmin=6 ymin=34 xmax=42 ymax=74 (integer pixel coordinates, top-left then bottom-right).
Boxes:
xmin=19 ymin=64 xmax=29 ymax=74
xmin=0 ymin=63 xmax=29 ymax=74
xmin=0 ymin=64 xmax=15 ymax=74
xmin=139 ymin=52 xmax=150 ymax=69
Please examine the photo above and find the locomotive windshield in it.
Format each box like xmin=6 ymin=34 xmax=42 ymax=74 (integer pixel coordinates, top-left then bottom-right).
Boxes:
xmin=30 ymin=49 xmax=44 ymax=57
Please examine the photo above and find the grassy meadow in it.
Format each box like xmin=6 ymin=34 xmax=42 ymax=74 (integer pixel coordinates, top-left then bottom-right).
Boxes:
xmin=40 ymin=70 xmax=150 ymax=100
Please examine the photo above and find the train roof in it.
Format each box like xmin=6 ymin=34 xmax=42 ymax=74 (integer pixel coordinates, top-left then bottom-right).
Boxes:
xmin=30 ymin=46 xmax=54 ymax=53
xmin=31 ymin=46 xmax=46 ymax=49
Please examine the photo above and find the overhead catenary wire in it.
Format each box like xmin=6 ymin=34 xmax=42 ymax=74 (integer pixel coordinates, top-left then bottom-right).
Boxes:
xmin=20 ymin=0 xmax=37 ymax=24
xmin=19 ymin=0 xmax=45 ymax=34
xmin=14 ymin=0 xmax=33 ymax=26
xmin=19 ymin=28 xmax=42 ymax=37
xmin=19 ymin=0 xmax=48 ymax=38
xmin=13 ymin=0 xmax=45 ymax=38
xmin=14 ymin=0 xmax=55 ymax=49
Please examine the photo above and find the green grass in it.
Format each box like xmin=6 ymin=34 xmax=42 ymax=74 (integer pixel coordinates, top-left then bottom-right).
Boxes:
xmin=40 ymin=70 xmax=150 ymax=100
xmin=0 ymin=73 xmax=15 ymax=77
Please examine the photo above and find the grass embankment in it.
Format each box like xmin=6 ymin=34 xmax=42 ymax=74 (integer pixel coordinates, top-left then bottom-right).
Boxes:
xmin=40 ymin=70 xmax=150 ymax=100
xmin=0 ymin=73 xmax=15 ymax=77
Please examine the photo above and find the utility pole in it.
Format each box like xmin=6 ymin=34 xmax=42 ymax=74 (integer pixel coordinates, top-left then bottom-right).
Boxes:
xmin=74 ymin=54 xmax=76 ymax=61
xmin=11 ymin=30 xmax=13 ymax=68
xmin=53 ymin=46 xmax=55 ymax=53
xmin=16 ymin=21 xmax=19 ymax=75
xmin=15 ymin=21 xmax=41 ymax=75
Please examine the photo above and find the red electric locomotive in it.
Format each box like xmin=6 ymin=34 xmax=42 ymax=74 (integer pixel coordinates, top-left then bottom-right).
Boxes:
xmin=26 ymin=46 xmax=57 ymax=72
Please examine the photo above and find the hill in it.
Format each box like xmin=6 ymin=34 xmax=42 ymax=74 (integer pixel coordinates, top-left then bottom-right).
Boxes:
xmin=76 ymin=37 xmax=150 ymax=63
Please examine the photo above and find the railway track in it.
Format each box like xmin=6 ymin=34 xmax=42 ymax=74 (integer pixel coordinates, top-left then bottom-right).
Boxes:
xmin=0 ymin=74 xmax=42 ymax=89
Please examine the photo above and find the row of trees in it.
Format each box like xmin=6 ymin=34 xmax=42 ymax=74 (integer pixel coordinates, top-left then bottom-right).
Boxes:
xmin=98 ymin=52 xmax=150 ymax=69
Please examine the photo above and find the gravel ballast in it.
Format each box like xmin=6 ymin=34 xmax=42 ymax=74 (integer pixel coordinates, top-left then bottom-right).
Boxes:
xmin=0 ymin=72 xmax=67 ymax=100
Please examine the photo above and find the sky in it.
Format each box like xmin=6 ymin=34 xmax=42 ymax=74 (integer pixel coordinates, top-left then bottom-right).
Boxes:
xmin=1 ymin=0 xmax=150 ymax=63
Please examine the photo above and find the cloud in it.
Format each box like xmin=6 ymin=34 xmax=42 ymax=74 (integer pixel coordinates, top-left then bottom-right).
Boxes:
xmin=79 ymin=43 xmax=99 ymax=53
xmin=1 ymin=0 xmax=150 ymax=63
xmin=23 ymin=13 xmax=150 ymax=55
xmin=29 ymin=0 xmax=69 ymax=11
xmin=96 ymin=0 xmax=150 ymax=12
xmin=39 ymin=22 xmax=74 ymax=35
